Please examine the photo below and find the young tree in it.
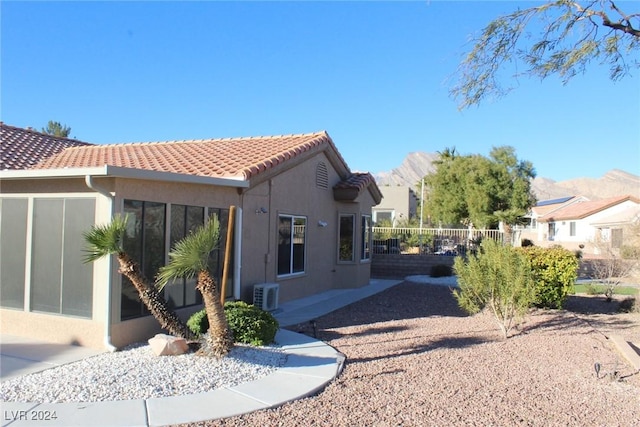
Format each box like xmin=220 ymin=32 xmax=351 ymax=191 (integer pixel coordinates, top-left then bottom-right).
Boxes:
xmin=42 ymin=120 xmax=72 ymax=138
xmin=451 ymin=1 xmax=640 ymax=109
xmin=156 ymin=216 xmax=234 ymax=357
xmin=83 ymin=215 xmax=196 ymax=341
xmin=454 ymin=239 xmax=537 ymax=339
xmin=424 ymin=146 xmax=536 ymax=244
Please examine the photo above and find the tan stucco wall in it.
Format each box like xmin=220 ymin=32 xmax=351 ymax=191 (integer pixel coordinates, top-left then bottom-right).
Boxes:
xmin=0 ymin=308 xmax=105 ymax=349
xmin=238 ymin=152 xmax=375 ymax=303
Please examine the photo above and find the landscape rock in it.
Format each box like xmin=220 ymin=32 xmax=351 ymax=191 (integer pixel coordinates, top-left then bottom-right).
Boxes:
xmin=148 ymin=334 xmax=188 ymax=356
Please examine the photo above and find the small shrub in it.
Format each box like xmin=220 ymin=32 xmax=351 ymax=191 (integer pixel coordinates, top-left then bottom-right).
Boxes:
xmin=225 ymin=301 xmax=279 ymax=346
xmin=521 ymin=238 xmax=534 ymax=247
xmin=187 ymin=302 xmax=279 ymax=346
xmin=187 ymin=309 xmax=209 ymax=336
xmin=519 ymin=246 xmax=579 ymax=309
xmin=431 ymin=263 xmax=453 ymax=277
xmin=454 ymin=239 xmax=536 ymax=339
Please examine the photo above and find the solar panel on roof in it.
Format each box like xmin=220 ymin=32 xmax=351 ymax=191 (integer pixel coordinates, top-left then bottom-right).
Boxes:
xmin=536 ymin=196 xmax=574 ymax=207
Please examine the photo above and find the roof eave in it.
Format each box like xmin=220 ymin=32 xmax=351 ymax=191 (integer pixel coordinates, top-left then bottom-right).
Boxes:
xmin=0 ymin=165 xmax=250 ymax=188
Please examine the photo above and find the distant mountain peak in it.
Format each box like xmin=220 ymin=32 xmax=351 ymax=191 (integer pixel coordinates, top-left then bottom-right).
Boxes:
xmin=374 ymin=152 xmax=640 ymax=201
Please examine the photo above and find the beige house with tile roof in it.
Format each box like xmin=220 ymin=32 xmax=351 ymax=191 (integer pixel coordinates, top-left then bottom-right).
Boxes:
xmin=0 ymin=124 xmax=382 ymax=349
xmin=518 ymin=194 xmax=640 ymax=255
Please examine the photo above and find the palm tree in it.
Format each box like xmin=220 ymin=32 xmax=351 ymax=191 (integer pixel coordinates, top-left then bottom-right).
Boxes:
xmin=83 ymin=214 xmax=196 ymax=341
xmin=156 ymin=215 xmax=234 ymax=357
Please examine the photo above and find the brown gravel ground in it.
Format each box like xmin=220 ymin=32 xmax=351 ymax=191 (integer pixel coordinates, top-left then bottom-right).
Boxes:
xmin=184 ymin=282 xmax=640 ymax=427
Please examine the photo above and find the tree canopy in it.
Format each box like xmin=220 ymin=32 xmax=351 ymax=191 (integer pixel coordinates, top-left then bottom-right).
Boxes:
xmin=42 ymin=120 xmax=71 ymax=138
xmin=423 ymin=146 xmax=536 ymax=232
xmin=451 ymin=0 xmax=640 ymax=109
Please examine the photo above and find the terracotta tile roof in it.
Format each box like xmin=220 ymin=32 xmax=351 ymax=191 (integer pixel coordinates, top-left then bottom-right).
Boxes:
xmin=33 ymin=131 xmax=345 ymax=180
xmin=1 ymin=122 xmax=93 ymax=170
xmin=531 ymin=196 xmax=584 ymax=216
xmin=334 ymin=172 xmax=376 ymax=192
xmin=333 ymin=172 xmax=383 ymax=204
xmin=539 ymin=195 xmax=640 ymax=222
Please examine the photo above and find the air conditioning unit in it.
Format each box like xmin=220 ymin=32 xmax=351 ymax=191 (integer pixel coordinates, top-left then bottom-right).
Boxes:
xmin=253 ymin=283 xmax=279 ymax=311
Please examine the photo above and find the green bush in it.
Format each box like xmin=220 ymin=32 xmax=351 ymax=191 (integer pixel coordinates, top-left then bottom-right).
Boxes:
xmin=431 ymin=263 xmax=453 ymax=277
xmin=187 ymin=301 xmax=279 ymax=346
xmin=454 ymin=239 xmax=536 ymax=339
xmin=519 ymin=246 xmax=579 ymax=309
xmin=187 ymin=309 xmax=209 ymax=335
xmin=225 ymin=301 xmax=279 ymax=346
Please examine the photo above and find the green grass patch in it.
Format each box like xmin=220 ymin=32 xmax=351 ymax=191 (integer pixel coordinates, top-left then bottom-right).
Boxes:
xmin=573 ymin=283 xmax=639 ymax=296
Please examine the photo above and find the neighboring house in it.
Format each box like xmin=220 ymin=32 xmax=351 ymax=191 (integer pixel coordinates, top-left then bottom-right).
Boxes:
xmin=531 ymin=195 xmax=640 ymax=255
xmin=517 ymin=196 xmax=588 ymax=244
xmin=0 ymin=124 xmax=382 ymax=349
xmin=586 ymin=205 xmax=640 ymax=255
xmin=1 ymin=122 xmax=93 ymax=170
xmin=372 ymin=186 xmax=417 ymax=225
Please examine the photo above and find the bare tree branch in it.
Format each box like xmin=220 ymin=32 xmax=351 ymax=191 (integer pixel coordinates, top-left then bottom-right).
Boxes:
xmin=451 ymin=0 xmax=640 ymax=110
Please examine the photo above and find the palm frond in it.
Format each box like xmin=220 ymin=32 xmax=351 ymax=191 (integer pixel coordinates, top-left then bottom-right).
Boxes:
xmin=82 ymin=214 xmax=128 ymax=263
xmin=156 ymin=216 xmax=220 ymax=289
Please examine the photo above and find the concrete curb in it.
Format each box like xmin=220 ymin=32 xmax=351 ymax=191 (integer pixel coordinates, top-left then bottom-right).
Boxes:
xmin=609 ymin=334 xmax=640 ymax=372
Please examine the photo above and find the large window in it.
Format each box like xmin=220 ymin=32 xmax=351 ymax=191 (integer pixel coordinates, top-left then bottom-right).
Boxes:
xmin=361 ymin=215 xmax=371 ymax=261
xmin=30 ymin=198 xmax=95 ymax=318
xmin=167 ymin=205 xmax=205 ymax=309
xmin=277 ymin=215 xmax=306 ymax=276
xmin=121 ymin=201 xmax=230 ymax=320
xmin=339 ymin=214 xmax=355 ymax=262
xmin=121 ymin=200 xmax=166 ymax=320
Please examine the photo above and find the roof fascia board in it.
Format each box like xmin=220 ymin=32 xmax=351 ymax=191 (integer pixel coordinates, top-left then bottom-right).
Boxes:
xmin=0 ymin=165 xmax=249 ymax=188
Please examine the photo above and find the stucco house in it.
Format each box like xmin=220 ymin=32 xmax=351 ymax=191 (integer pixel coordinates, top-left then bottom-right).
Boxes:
xmin=518 ymin=194 xmax=640 ymax=255
xmin=0 ymin=123 xmax=382 ymax=349
xmin=372 ymin=186 xmax=417 ymax=225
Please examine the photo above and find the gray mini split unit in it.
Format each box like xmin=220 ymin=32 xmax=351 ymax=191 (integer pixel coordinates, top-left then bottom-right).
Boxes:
xmin=253 ymin=283 xmax=280 ymax=311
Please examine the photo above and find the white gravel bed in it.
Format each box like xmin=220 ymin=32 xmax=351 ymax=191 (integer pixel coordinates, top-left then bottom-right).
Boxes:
xmin=0 ymin=342 xmax=286 ymax=404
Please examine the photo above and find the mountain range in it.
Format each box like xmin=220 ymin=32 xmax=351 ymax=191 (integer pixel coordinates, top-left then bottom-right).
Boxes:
xmin=373 ymin=152 xmax=640 ymax=202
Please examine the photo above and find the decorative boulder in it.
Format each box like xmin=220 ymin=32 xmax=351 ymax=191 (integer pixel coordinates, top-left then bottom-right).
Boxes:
xmin=148 ymin=334 xmax=189 ymax=356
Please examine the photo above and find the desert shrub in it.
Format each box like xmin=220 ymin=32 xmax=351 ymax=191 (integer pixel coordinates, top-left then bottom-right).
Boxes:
xmin=187 ymin=309 xmax=209 ymax=336
xmin=519 ymin=246 xmax=579 ymax=309
xmin=225 ymin=301 xmax=279 ymax=346
xmin=431 ymin=263 xmax=453 ymax=277
xmin=454 ymin=239 xmax=536 ymax=339
xmin=187 ymin=302 xmax=279 ymax=346
xmin=621 ymin=245 xmax=640 ymax=260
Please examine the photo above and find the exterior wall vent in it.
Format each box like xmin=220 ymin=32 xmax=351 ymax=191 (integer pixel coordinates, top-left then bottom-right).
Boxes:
xmin=316 ymin=162 xmax=329 ymax=189
xmin=253 ymin=283 xmax=280 ymax=311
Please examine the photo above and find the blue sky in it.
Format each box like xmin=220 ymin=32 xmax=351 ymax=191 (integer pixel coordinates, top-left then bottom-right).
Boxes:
xmin=2 ymin=1 xmax=639 ymax=182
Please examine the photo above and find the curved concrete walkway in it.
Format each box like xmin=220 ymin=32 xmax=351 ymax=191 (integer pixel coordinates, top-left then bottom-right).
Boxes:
xmin=1 ymin=279 xmax=401 ymax=427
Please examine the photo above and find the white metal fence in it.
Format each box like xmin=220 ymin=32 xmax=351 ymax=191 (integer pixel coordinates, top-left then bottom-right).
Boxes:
xmin=371 ymin=227 xmax=504 ymax=255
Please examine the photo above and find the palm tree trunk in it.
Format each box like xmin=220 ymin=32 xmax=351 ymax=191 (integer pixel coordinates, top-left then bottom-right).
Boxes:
xmin=117 ymin=252 xmax=197 ymax=341
xmin=197 ymin=270 xmax=234 ymax=357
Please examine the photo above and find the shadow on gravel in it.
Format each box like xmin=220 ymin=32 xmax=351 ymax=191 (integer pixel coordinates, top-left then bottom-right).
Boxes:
xmin=346 ymin=335 xmax=487 ymax=365
xmin=519 ymin=306 xmax=638 ymax=336
xmin=564 ymin=294 xmax=630 ymax=314
xmin=287 ymin=282 xmax=469 ymax=338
